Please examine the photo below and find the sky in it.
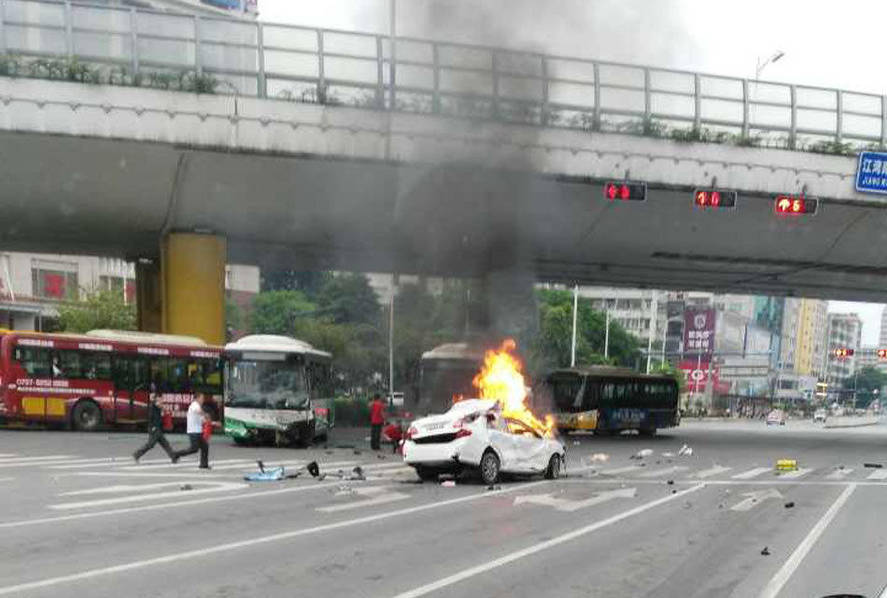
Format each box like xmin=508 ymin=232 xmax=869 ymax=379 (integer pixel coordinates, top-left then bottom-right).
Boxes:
xmin=256 ymin=0 xmax=887 ymax=344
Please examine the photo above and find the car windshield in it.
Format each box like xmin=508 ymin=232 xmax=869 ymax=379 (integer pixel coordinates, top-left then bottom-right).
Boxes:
xmin=225 ymin=360 xmax=309 ymax=409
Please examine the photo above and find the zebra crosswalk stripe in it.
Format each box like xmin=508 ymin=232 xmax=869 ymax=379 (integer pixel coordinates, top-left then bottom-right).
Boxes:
xmin=731 ymin=467 xmax=771 ymax=480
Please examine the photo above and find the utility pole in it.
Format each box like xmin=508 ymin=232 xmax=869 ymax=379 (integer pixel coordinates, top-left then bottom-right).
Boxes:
xmin=604 ymin=309 xmax=610 ymax=359
xmin=570 ymin=284 xmax=578 ymax=367
xmin=388 ymin=0 xmax=396 ymax=108
xmin=645 ymin=291 xmax=657 ymax=374
xmin=388 ymin=279 xmax=396 ymax=403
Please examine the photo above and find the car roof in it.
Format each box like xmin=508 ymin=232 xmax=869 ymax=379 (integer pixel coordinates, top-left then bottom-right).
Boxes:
xmin=448 ymin=399 xmax=497 ymax=413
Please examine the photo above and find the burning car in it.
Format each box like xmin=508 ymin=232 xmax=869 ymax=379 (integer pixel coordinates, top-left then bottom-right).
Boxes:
xmin=403 ymin=398 xmax=565 ymax=484
xmin=403 ymin=339 xmax=565 ymax=484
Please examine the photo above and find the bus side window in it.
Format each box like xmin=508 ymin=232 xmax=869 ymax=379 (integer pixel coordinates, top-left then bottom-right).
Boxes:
xmin=112 ymin=355 xmax=131 ymax=389
xmin=150 ymin=358 xmax=169 ymax=392
xmin=92 ymin=352 xmax=112 ymax=380
xmin=167 ymin=358 xmax=189 ymax=392
xmin=583 ymin=378 xmax=600 ymax=410
xmin=14 ymin=347 xmax=52 ymax=377
xmin=57 ymin=350 xmax=82 ymax=379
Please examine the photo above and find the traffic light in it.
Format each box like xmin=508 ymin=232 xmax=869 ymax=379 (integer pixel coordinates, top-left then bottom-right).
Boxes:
xmin=775 ymin=195 xmax=818 ymax=215
xmin=834 ymin=348 xmax=855 ymax=358
xmin=878 ymin=349 xmax=887 ymax=360
xmin=604 ymin=181 xmax=646 ymax=201
xmin=694 ymin=189 xmax=738 ymax=209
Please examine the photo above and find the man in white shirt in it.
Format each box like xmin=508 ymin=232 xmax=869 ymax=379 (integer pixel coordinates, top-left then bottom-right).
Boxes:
xmin=172 ymin=394 xmax=212 ymax=469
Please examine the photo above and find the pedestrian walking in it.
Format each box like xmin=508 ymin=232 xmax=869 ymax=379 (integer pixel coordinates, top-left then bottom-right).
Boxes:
xmin=132 ymin=389 xmax=176 ymax=463
xmin=369 ymin=393 xmax=386 ymax=450
xmin=172 ymin=393 xmax=212 ymax=469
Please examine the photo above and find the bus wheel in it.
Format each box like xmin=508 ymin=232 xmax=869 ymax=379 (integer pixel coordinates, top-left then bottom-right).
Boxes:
xmin=639 ymin=427 xmax=657 ymax=437
xmin=299 ymin=421 xmax=315 ymax=447
xmin=71 ymin=400 xmax=102 ymax=432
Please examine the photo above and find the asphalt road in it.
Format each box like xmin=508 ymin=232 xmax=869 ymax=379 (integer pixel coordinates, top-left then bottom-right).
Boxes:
xmin=1 ymin=420 xmax=886 ymax=598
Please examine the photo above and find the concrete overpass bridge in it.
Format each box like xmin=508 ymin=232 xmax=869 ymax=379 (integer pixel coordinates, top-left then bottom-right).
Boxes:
xmin=2 ymin=0 xmax=887 ymax=342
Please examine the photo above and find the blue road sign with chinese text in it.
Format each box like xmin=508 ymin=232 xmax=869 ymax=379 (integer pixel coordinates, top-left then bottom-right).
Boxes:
xmin=855 ymin=151 xmax=887 ymax=194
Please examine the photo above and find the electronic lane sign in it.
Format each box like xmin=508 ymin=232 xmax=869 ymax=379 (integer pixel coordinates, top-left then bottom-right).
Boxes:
xmin=694 ymin=189 xmax=738 ymax=209
xmin=775 ymin=194 xmax=818 ymax=215
xmin=604 ymin=181 xmax=647 ymax=201
xmin=855 ymin=151 xmax=887 ymax=195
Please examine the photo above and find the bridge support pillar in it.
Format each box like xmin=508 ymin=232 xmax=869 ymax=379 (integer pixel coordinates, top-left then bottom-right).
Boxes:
xmin=160 ymin=232 xmax=227 ymax=345
xmin=135 ymin=258 xmax=162 ymax=334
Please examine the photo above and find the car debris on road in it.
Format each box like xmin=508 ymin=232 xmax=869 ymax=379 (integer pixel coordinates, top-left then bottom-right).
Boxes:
xmin=630 ymin=449 xmax=653 ymax=460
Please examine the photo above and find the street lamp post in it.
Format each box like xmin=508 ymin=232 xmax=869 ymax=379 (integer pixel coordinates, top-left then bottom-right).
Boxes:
xmin=751 ymin=51 xmax=785 ymax=131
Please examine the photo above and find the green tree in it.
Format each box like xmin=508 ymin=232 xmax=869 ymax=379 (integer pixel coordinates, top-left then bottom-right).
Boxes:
xmin=847 ymin=366 xmax=887 ymax=408
xmin=250 ymin=290 xmax=316 ymax=335
xmin=261 ymin=269 xmax=332 ymax=299
xmin=57 ymin=288 xmax=136 ymax=333
xmin=531 ymin=289 xmax=641 ymax=374
xmin=317 ymin=273 xmax=380 ymax=326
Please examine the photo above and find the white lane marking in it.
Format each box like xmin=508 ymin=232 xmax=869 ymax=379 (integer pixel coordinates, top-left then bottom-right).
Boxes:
xmin=513 ymin=487 xmax=636 ymax=512
xmin=758 ymin=483 xmax=856 ymax=598
xmin=0 ymin=455 xmax=74 ymax=464
xmin=317 ymin=486 xmax=411 ymax=513
xmin=51 ymin=481 xmax=249 ymax=510
xmin=730 ymin=489 xmax=783 ymax=512
xmin=732 ymin=467 xmax=771 ymax=480
xmin=0 ymin=454 xmax=18 ymax=458
xmin=0 ymin=477 xmax=13 ymax=482
xmin=64 ymin=472 xmax=233 ymax=479
xmin=48 ymin=457 xmax=134 ymax=470
xmin=390 ymin=483 xmax=706 ymax=598
xmin=778 ymin=468 xmax=812 ymax=480
xmin=0 ymin=480 xmax=351 ymax=530
xmin=866 ymin=469 xmax=887 ymax=480
xmin=637 ymin=466 xmax=688 ymax=479
xmin=825 ymin=468 xmax=854 ymax=480
xmin=598 ymin=465 xmax=644 ymax=475
xmin=118 ymin=458 xmax=252 ymax=471
xmin=0 ymin=458 xmax=100 ymax=470
xmin=0 ymin=480 xmax=546 ymax=595
xmin=691 ymin=465 xmax=732 ymax=479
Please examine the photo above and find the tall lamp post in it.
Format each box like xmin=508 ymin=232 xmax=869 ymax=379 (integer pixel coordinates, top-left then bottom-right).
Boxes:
xmin=751 ymin=51 xmax=785 ymax=130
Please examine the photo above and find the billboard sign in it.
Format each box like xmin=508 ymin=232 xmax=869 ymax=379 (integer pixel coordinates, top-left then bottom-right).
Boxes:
xmin=683 ymin=308 xmax=715 ymax=355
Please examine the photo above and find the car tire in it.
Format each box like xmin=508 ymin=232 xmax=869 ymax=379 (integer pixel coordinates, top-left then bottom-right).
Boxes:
xmin=71 ymin=400 xmax=102 ymax=432
xmin=480 ymin=450 xmax=500 ymax=485
xmin=414 ymin=466 xmax=439 ymax=482
xmin=232 ymin=436 xmax=250 ymax=446
xmin=298 ymin=421 xmax=315 ymax=446
xmin=545 ymin=454 xmax=561 ymax=480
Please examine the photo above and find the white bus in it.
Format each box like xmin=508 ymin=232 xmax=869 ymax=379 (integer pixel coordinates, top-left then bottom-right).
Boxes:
xmin=223 ymin=335 xmax=334 ymax=446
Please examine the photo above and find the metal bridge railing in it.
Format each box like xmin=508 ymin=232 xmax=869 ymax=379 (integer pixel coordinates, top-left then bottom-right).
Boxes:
xmin=0 ymin=0 xmax=884 ymax=151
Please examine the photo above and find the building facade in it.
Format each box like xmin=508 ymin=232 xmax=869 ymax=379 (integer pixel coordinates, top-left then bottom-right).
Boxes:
xmin=0 ymin=252 xmax=259 ymax=332
xmin=825 ymin=313 xmax=863 ymax=387
xmin=796 ymin=298 xmax=828 ymax=379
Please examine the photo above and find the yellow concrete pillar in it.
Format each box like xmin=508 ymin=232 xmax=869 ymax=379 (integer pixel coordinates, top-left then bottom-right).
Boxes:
xmin=161 ymin=233 xmax=226 ymax=345
xmin=135 ymin=259 xmax=162 ymax=333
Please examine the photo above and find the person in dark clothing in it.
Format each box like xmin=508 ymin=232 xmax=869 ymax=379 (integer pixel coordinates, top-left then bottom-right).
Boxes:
xmin=133 ymin=391 xmax=176 ymax=463
xmin=370 ymin=393 xmax=386 ymax=450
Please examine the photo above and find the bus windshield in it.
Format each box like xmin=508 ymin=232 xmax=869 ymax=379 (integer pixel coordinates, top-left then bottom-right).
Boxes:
xmin=226 ymin=360 xmax=309 ymax=410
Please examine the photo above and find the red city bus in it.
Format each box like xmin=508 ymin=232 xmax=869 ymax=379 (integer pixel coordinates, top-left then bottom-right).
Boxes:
xmin=0 ymin=329 xmax=223 ymax=431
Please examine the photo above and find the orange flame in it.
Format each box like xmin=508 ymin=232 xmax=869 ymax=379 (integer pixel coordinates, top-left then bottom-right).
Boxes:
xmin=472 ymin=339 xmax=555 ymax=438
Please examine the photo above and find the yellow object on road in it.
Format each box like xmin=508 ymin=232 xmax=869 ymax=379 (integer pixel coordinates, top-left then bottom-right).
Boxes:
xmin=776 ymin=459 xmax=798 ymax=471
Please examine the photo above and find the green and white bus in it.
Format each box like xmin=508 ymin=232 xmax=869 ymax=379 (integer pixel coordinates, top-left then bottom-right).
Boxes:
xmin=223 ymin=335 xmax=334 ymax=446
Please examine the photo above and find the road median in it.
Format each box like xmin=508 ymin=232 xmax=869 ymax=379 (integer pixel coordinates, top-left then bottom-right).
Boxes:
xmin=823 ymin=416 xmax=880 ymax=429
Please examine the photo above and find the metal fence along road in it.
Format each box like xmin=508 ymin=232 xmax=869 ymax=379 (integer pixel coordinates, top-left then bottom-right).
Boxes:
xmin=0 ymin=0 xmax=884 ymax=151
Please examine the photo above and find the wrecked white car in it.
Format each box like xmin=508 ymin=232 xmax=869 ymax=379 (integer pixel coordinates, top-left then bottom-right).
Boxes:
xmin=403 ymin=399 xmax=566 ymax=484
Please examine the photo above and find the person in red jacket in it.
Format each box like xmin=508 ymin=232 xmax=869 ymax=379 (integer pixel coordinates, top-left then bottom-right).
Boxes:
xmin=369 ymin=393 xmax=386 ymax=450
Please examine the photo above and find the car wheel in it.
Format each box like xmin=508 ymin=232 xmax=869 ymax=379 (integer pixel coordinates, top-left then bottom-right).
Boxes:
xmin=71 ymin=400 xmax=102 ymax=432
xmin=545 ymin=454 xmax=561 ymax=480
xmin=480 ymin=450 xmax=500 ymax=485
xmin=414 ymin=466 xmax=439 ymax=482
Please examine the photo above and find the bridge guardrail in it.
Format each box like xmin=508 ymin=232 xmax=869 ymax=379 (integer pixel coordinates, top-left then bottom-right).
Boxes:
xmin=0 ymin=0 xmax=884 ymax=152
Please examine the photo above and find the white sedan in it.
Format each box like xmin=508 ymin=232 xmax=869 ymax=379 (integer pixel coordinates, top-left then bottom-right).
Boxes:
xmin=403 ymin=399 xmax=566 ymax=484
